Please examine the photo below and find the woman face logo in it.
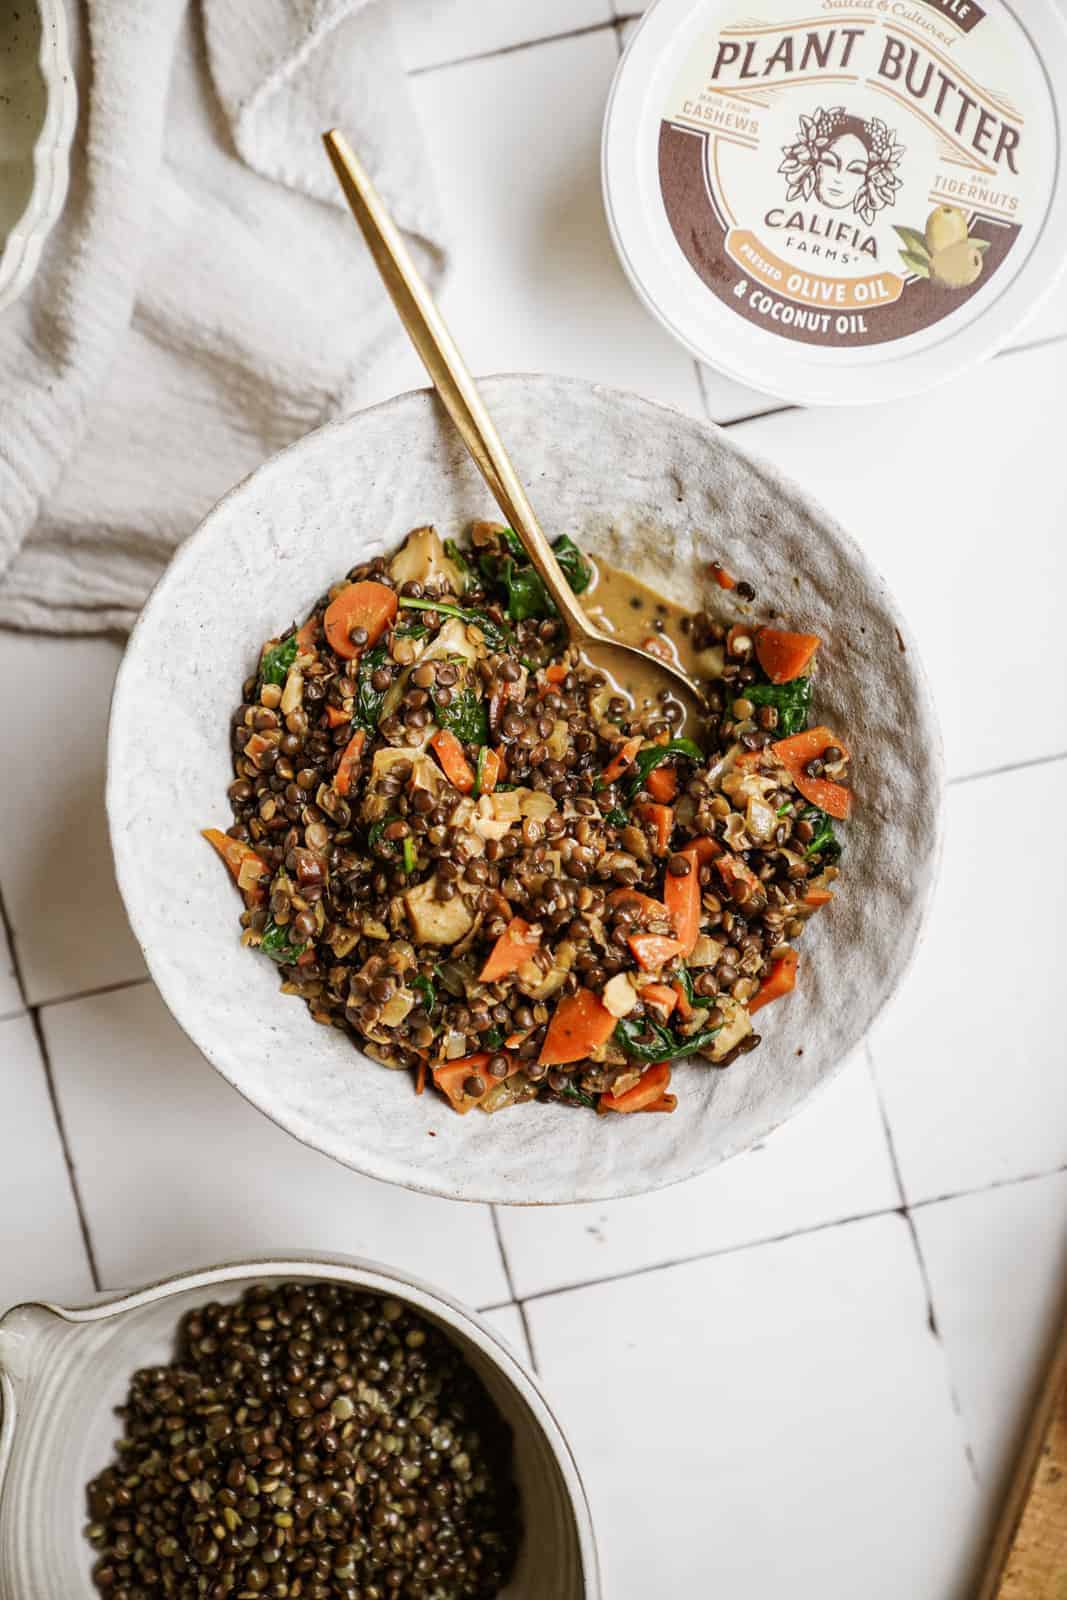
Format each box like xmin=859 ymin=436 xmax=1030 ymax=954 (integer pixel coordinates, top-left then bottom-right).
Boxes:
xmin=816 ymin=132 xmax=869 ymax=210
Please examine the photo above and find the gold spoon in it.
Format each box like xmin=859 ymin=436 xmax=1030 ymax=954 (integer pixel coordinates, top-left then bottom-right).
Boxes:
xmin=322 ymin=129 xmax=707 ymax=726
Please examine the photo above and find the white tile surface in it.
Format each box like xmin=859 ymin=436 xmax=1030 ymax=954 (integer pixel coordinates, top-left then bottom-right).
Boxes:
xmin=527 ymin=1213 xmax=980 ymax=1600
xmin=871 ymin=763 xmax=1067 ymax=1205
xmin=411 ymin=31 xmax=706 ymax=417
xmin=0 ymin=1014 xmax=94 ymax=1314
xmin=0 ymin=909 xmax=21 ymax=1019
xmin=398 ymin=0 xmax=613 ymax=72
xmin=481 ymin=1300 xmax=533 ymax=1370
xmin=497 ymin=1051 xmax=899 ymax=1298
xmin=730 ymin=344 xmax=1067 ymax=780
xmin=42 ymin=982 xmax=510 ymax=1309
xmin=915 ymin=1173 xmax=1067 ymax=1521
xmin=0 ymin=633 xmax=146 ymax=1006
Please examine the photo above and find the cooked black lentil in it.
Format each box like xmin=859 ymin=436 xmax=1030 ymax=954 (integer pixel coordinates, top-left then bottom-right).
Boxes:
xmin=205 ymin=522 xmax=851 ymax=1116
xmin=85 ymin=1281 xmax=520 ymax=1599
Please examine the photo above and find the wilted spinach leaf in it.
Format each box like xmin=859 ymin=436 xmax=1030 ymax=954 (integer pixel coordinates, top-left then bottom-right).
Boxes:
xmin=552 ymin=534 xmax=592 ymax=594
xmin=259 ymin=633 xmax=297 ymax=687
xmin=443 ymin=539 xmax=475 ymax=592
xmin=744 ymin=677 xmax=812 ymax=738
xmin=613 ymin=1014 xmax=722 ymax=1064
xmin=398 ymin=596 xmax=512 ymax=652
xmin=433 ymin=684 xmax=488 ymax=744
xmin=553 ymin=1080 xmax=596 ymax=1109
xmin=411 ymin=974 xmax=436 ymax=1015
xmin=799 ymin=803 xmax=842 ymax=864
xmin=625 ymin=737 xmax=704 ymax=799
xmin=351 ymin=641 xmax=391 ymax=734
xmin=259 ymin=917 xmax=307 ymax=965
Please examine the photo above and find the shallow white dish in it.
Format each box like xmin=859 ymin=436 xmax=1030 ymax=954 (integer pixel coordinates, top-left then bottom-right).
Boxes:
xmin=0 ymin=0 xmax=76 ymax=312
xmin=0 ymin=1254 xmax=597 ymax=1598
xmin=107 ymin=374 xmax=942 ymax=1204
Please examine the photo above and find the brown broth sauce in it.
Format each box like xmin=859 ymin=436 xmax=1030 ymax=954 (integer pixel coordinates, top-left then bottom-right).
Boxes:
xmin=579 ymin=556 xmax=719 ymax=727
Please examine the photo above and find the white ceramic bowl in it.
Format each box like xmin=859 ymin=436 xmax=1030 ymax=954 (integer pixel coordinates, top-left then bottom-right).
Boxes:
xmin=0 ymin=0 xmax=76 ymax=312
xmin=0 ymin=1255 xmax=598 ymax=1599
xmin=107 ymin=374 xmax=942 ymax=1204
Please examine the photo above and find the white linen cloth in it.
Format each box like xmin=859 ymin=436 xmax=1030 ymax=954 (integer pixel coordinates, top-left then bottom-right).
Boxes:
xmin=0 ymin=0 xmax=445 ymax=632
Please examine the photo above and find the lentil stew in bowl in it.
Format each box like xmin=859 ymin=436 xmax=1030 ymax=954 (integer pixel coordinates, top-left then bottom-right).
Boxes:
xmin=205 ymin=521 xmax=852 ymax=1121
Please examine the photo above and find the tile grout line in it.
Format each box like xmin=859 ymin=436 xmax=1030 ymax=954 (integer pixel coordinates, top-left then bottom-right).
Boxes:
xmin=408 ymin=16 xmax=620 ymax=77
xmin=502 ymin=1160 xmax=1067 ymax=1311
xmin=863 ymin=1042 xmax=980 ymax=1480
xmin=864 ymin=1039 xmax=907 ymax=1211
xmin=28 ymin=1007 xmax=103 ymax=1294
xmin=489 ymin=1206 xmax=539 ymax=1375
xmin=947 ymin=748 xmax=1067 ymax=788
xmin=901 ymin=1206 xmax=980 ymax=1486
xmin=0 ymin=883 xmax=102 ymax=1293
xmin=37 ymin=973 xmax=152 ymax=1013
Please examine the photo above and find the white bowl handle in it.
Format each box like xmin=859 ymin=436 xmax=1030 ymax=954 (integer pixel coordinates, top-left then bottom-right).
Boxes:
xmin=0 ymin=1304 xmax=64 ymax=1518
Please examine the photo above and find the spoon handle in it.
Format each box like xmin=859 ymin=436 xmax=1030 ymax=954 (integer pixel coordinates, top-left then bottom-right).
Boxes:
xmin=323 ymin=129 xmax=594 ymax=644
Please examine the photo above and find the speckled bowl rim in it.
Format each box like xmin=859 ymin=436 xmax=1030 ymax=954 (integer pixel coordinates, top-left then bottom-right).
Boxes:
xmin=0 ymin=1252 xmax=601 ymax=1598
xmin=107 ymin=374 xmax=944 ymax=1206
xmin=0 ymin=0 xmax=77 ymax=313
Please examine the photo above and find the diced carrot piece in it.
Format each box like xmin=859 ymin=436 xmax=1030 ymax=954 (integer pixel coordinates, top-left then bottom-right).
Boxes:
xmin=771 ymin=727 xmax=852 ymax=819
xmin=540 ymin=989 xmax=616 ymax=1065
xmin=430 ymin=728 xmax=475 ymax=793
xmin=642 ymin=1093 xmax=678 ymax=1113
xmin=663 ymin=839 xmax=710 ymax=955
xmin=803 ymin=888 xmax=834 ymax=909
xmin=324 ymin=704 xmax=350 ymax=729
xmin=641 ymin=982 xmax=679 ymax=1019
xmin=333 ymin=728 xmax=366 ymax=797
xmin=726 ymin=623 xmax=756 ymax=657
xmin=663 ymin=872 xmax=700 ymax=957
xmin=295 ymin=616 xmax=320 ymax=653
xmin=432 ymin=1053 xmax=491 ymax=1114
xmin=634 ymin=802 xmax=674 ymax=856
xmin=606 ymin=888 xmax=672 ymax=924
xmin=477 ymin=746 xmax=502 ymax=795
xmin=795 ymin=774 xmax=852 ymax=820
xmin=748 ymin=949 xmax=799 ymax=1015
xmin=771 ymin=726 xmax=850 ymax=766
xmin=686 ymin=835 xmax=722 ymax=865
xmin=601 ymin=1061 xmax=671 ymax=1113
xmin=645 ymin=765 xmax=678 ymax=803
xmin=415 ymin=1059 xmax=427 ymax=1095
xmin=599 ymin=735 xmax=643 ymax=786
xmin=710 ymin=562 xmax=736 ymax=591
xmin=202 ymin=829 xmax=269 ymax=891
xmin=628 ymin=932 xmax=686 ymax=972
xmin=545 ymin=662 xmax=569 ymax=684
xmin=480 ymin=917 xmax=541 ymax=982
xmin=323 ymin=581 xmax=398 ymax=660
xmin=756 ymin=626 xmax=821 ymax=685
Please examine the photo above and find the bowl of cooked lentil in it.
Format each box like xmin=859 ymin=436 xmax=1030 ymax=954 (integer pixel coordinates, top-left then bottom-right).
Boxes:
xmin=107 ymin=374 xmax=942 ymax=1203
xmin=0 ymin=1256 xmax=597 ymax=1599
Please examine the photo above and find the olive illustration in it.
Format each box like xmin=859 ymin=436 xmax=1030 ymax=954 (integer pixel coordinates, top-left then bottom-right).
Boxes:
xmin=925 ymin=205 xmax=969 ymax=255
xmin=930 ymin=238 xmax=986 ymax=290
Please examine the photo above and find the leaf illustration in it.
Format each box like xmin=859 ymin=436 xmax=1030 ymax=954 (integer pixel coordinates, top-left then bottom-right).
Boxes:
xmin=899 ymin=250 xmax=931 ymax=278
xmin=894 ymin=226 xmax=931 ymax=261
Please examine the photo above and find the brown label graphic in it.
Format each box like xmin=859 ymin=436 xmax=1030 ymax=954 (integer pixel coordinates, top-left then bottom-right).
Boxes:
xmin=916 ymin=0 xmax=985 ymax=34
xmin=657 ymin=1 xmax=1045 ymax=352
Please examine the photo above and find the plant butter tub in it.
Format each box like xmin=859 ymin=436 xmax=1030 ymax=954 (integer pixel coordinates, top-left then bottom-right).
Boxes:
xmin=603 ymin=0 xmax=1067 ymax=404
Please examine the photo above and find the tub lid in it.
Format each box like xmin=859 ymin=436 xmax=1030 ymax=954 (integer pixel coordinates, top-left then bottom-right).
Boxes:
xmin=602 ymin=0 xmax=1067 ymax=404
